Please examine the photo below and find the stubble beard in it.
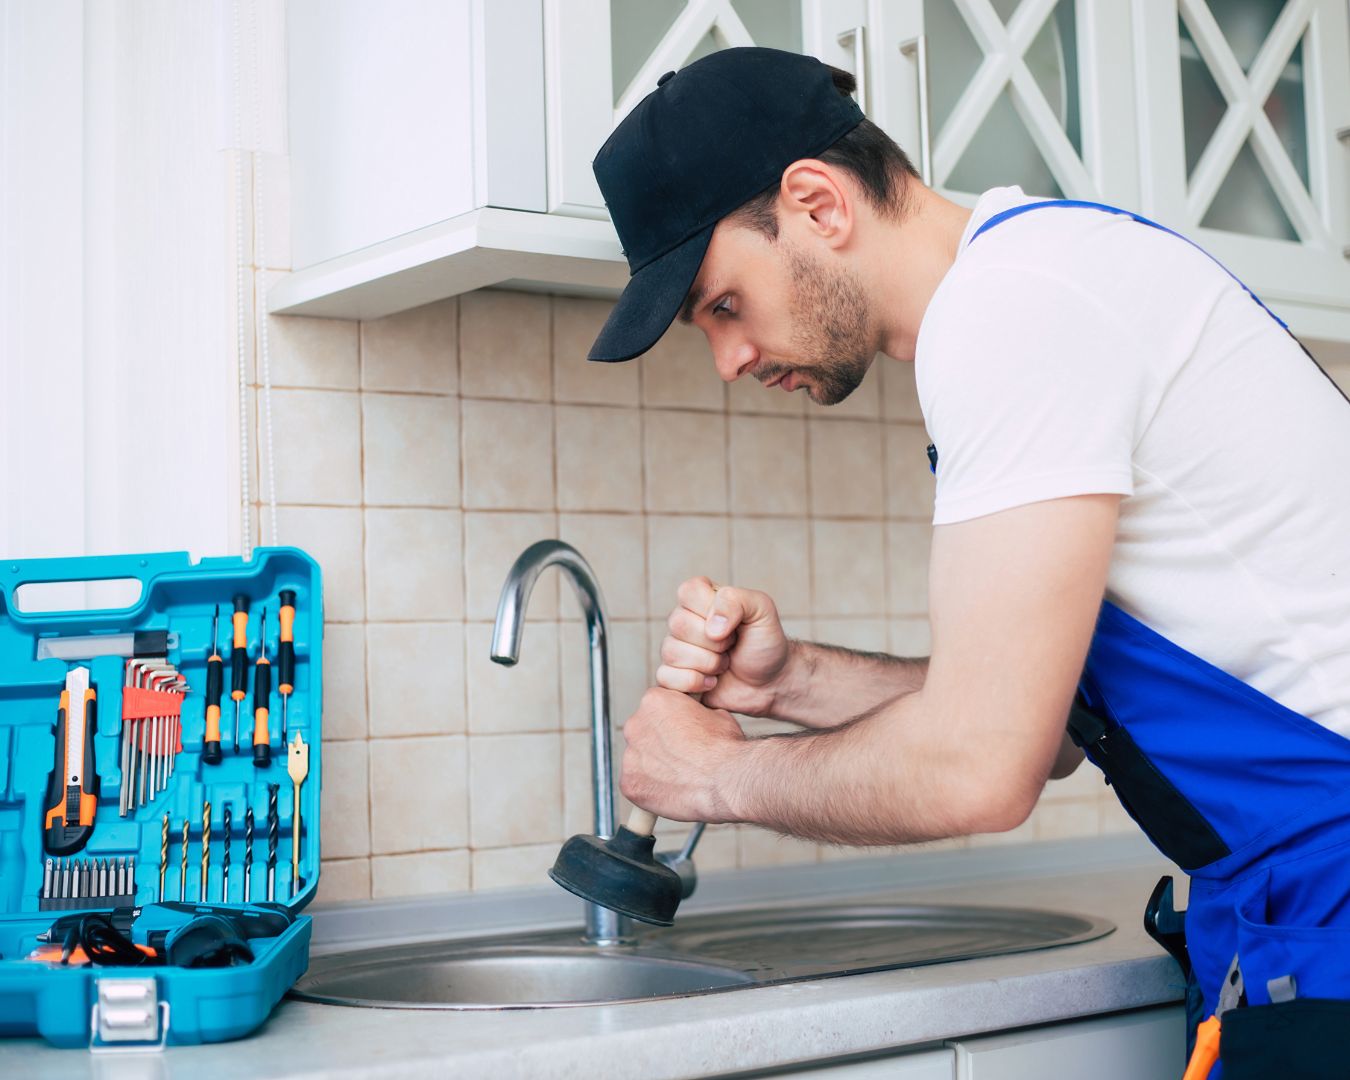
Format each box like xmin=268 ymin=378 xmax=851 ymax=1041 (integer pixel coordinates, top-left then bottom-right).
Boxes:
xmin=777 ymin=244 xmax=876 ymax=406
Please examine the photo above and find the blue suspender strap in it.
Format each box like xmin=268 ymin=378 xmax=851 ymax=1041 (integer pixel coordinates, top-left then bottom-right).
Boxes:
xmin=967 ymin=199 xmax=1292 ymax=331
xmin=965 ymin=198 xmax=1350 ymax=412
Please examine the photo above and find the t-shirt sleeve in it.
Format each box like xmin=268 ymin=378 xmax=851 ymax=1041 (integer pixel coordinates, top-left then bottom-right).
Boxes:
xmin=919 ymin=263 xmax=1144 ymax=526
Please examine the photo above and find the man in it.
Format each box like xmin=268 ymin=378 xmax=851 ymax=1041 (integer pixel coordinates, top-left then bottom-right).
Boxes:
xmin=588 ymin=47 xmax=1350 ymax=1078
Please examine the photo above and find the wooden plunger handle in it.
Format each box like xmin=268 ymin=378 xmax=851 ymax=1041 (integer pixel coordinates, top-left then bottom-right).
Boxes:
xmin=626 ymin=808 xmax=658 ymax=836
xmin=624 ymin=691 xmax=703 ymax=838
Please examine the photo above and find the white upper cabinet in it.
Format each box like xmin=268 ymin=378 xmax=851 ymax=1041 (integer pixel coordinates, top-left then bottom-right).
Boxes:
xmin=273 ymin=0 xmax=1350 ymax=342
xmin=1134 ymin=0 xmax=1350 ymax=332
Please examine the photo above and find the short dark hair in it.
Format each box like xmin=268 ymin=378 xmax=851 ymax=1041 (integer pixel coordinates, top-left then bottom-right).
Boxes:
xmin=729 ymin=66 xmax=919 ymax=240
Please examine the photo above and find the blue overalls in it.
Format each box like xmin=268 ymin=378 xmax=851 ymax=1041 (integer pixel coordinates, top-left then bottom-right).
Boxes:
xmin=948 ymin=200 xmax=1350 ymax=1079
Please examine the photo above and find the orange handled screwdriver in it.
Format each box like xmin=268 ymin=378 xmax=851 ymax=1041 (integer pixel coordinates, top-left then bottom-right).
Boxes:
xmin=230 ymin=594 xmax=249 ymax=754
xmin=277 ymin=590 xmax=296 ymax=745
xmin=252 ymin=609 xmax=272 ymax=768
xmin=202 ymin=606 xmax=224 ymax=764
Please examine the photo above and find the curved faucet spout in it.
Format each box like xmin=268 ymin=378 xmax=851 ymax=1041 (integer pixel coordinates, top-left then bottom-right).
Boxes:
xmin=490 ymin=540 xmax=624 ymax=944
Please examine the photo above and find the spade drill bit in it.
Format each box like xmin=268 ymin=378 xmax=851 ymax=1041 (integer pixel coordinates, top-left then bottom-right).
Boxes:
xmin=288 ymin=733 xmax=310 ymax=893
xmin=266 ymin=784 xmax=278 ymax=902
xmin=221 ymin=805 xmax=232 ymax=903
xmin=244 ymin=806 xmax=254 ymax=903
xmin=159 ymin=813 xmax=168 ymax=901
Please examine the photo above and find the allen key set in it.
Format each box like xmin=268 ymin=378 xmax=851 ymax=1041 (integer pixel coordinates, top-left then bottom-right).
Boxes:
xmin=119 ymin=658 xmax=188 ymax=814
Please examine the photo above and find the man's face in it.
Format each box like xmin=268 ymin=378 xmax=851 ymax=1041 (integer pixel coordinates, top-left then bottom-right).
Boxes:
xmin=679 ymin=221 xmax=876 ymax=406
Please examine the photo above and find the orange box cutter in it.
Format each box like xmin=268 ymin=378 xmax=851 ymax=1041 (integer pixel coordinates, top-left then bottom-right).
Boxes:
xmin=43 ymin=666 xmax=99 ymax=856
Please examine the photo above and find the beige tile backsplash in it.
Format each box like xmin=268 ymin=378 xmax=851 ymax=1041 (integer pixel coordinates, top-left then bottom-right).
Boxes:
xmin=253 ymin=289 xmax=1117 ymax=904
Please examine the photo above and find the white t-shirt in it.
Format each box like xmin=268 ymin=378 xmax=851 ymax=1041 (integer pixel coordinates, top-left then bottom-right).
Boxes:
xmin=916 ymin=186 xmax=1350 ymax=736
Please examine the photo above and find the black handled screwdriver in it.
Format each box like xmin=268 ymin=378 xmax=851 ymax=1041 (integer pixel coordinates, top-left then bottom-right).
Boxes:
xmin=230 ymin=595 xmax=249 ymax=754
xmin=253 ymin=609 xmax=272 ymax=768
xmin=277 ymin=590 xmax=296 ymax=746
xmin=202 ymin=606 xmax=224 ymax=764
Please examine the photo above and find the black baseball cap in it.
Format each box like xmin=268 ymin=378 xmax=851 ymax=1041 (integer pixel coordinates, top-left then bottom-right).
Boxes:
xmin=587 ymin=47 xmax=864 ymax=363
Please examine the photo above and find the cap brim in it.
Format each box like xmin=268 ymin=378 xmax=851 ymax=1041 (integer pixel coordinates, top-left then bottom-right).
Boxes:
xmin=588 ymin=223 xmax=714 ymax=362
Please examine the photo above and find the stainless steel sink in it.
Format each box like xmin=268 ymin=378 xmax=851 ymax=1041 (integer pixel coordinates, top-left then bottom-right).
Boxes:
xmin=292 ymin=943 xmax=754 ymax=1009
xmin=292 ymin=903 xmax=1113 ymax=1010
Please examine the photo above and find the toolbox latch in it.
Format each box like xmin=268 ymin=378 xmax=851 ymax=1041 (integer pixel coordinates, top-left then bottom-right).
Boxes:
xmin=90 ymin=977 xmax=169 ymax=1053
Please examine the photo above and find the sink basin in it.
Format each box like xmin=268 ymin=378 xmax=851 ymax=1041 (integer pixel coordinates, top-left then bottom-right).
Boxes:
xmin=292 ymin=944 xmax=754 ymax=1009
xmin=293 ymin=903 xmax=1113 ymax=1010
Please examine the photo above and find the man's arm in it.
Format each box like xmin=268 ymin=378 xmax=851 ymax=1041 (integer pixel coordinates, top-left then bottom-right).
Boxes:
xmin=657 ymin=578 xmax=928 ymax=728
xmin=620 ymin=494 xmax=1117 ymax=843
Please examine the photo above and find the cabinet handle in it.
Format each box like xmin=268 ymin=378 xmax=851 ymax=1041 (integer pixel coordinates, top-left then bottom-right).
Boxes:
xmin=900 ymin=35 xmax=932 ymax=186
xmin=837 ymin=26 xmax=867 ymax=115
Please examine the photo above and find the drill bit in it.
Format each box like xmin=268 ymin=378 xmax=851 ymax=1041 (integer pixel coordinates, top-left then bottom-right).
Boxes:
xmin=266 ymin=784 xmax=278 ymax=902
xmin=244 ymin=806 xmax=254 ymax=903
xmin=180 ymin=818 xmax=189 ymax=902
xmin=221 ymin=805 xmax=232 ymax=903
xmin=127 ymin=855 xmax=136 ymax=899
xmin=201 ymin=801 xmax=211 ymax=902
xmin=288 ymin=733 xmax=310 ymax=892
xmin=159 ymin=813 xmax=168 ymax=901
xmin=43 ymin=858 xmax=53 ymax=899
xmin=98 ymin=857 xmax=107 ymax=897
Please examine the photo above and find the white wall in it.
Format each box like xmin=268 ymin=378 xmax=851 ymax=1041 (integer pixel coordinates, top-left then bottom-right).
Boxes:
xmin=1 ymin=1 xmax=239 ymax=569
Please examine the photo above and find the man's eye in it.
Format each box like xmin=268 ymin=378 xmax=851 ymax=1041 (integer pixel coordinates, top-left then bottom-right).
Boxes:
xmin=712 ymin=297 xmax=733 ymax=317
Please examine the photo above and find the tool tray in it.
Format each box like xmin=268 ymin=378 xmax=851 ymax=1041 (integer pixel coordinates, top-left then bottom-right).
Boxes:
xmin=0 ymin=548 xmax=322 ymax=1048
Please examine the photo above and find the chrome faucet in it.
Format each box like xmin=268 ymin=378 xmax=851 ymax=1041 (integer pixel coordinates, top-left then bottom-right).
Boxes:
xmin=490 ymin=540 xmax=627 ymax=945
xmin=491 ymin=540 xmax=703 ymax=945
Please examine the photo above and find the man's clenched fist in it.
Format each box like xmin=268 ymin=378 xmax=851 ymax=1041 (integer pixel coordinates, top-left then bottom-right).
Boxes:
xmin=656 ymin=577 xmax=793 ymax=717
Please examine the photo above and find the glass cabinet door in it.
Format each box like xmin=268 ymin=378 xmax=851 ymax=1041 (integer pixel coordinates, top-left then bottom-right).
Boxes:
xmin=869 ymin=0 xmax=1136 ymax=205
xmin=1135 ymin=0 xmax=1350 ymax=311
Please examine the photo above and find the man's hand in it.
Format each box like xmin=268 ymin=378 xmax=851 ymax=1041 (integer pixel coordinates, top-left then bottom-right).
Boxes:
xmin=656 ymin=578 xmax=793 ymax=717
xmin=620 ymin=687 xmax=747 ymax=822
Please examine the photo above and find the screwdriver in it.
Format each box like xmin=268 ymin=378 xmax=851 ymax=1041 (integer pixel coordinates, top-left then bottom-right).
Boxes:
xmin=277 ymin=590 xmax=297 ymax=746
xmin=230 ymin=595 xmax=249 ymax=754
xmin=203 ymin=606 xmax=224 ymax=764
xmin=252 ymin=609 xmax=272 ymax=768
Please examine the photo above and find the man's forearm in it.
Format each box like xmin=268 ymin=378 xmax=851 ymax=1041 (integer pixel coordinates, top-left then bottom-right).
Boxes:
xmin=717 ymin=691 xmax=1039 ymax=846
xmin=770 ymin=640 xmax=928 ymax=728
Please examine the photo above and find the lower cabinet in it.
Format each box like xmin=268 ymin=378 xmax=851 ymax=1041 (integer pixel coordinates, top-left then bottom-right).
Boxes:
xmin=780 ymin=1047 xmax=956 ymax=1078
xmin=949 ymin=1005 xmax=1185 ymax=1079
xmin=730 ymin=1005 xmax=1185 ymax=1077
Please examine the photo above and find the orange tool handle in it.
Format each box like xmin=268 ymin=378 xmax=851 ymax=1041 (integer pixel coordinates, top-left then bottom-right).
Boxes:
xmin=203 ymin=644 xmax=224 ymax=764
xmin=230 ymin=594 xmax=249 ymax=702
xmin=42 ymin=687 xmax=99 ymax=855
xmin=278 ymin=590 xmax=296 ymax=696
xmin=1181 ymin=1015 xmax=1221 ymax=1080
xmin=253 ymin=648 xmax=272 ymax=767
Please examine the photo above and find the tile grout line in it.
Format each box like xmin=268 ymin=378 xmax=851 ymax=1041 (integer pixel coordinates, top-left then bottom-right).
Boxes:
xmin=456 ymin=299 xmax=476 ymax=890
xmin=360 ymin=316 xmax=378 ymax=899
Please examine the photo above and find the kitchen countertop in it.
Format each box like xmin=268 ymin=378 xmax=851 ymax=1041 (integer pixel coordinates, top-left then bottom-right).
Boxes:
xmin=3 ymin=835 xmax=1186 ymax=1078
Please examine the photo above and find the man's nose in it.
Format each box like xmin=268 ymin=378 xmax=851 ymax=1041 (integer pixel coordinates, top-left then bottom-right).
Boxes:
xmin=713 ymin=338 xmax=758 ymax=383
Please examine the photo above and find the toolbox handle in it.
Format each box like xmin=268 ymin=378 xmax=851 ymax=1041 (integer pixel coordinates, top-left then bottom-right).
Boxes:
xmin=0 ymin=552 xmax=192 ymax=620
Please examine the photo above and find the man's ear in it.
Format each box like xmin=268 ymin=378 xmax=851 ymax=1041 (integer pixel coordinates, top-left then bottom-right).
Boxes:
xmin=780 ymin=160 xmax=853 ymax=248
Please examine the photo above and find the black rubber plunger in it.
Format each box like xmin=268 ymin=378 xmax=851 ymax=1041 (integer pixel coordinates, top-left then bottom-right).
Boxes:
xmin=549 ymin=810 xmax=683 ymax=926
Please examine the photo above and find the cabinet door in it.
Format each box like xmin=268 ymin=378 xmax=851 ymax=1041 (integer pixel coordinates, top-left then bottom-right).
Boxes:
xmin=950 ymin=1006 xmax=1185 ymax=1079
xmin=868 ymin=0 xmax=1139 ymax=207
xmin=756 ymin=1046 xmax=954 ymax=1078
xmin=1134 ymin=0 xmax=1350 ymax=313
xmin=547 ymin=0 xmax=847 ymax=217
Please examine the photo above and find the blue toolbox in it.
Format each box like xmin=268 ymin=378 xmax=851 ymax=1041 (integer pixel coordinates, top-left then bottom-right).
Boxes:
xmin=0 ymin=548 xmax=322 ymax=1049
